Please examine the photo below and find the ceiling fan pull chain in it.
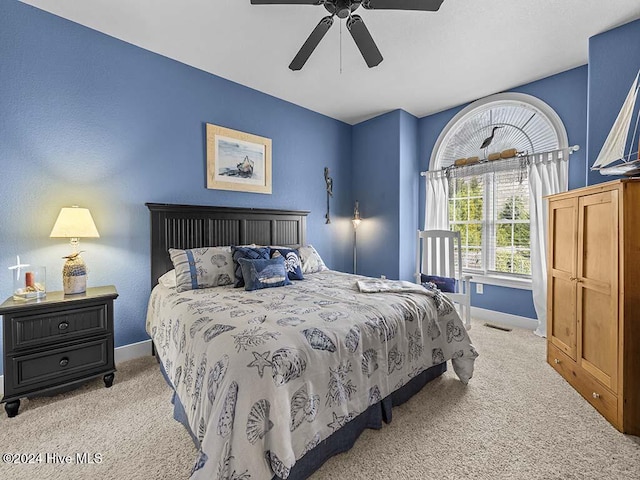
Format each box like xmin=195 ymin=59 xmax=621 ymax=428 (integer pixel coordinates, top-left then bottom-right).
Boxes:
xmin=340 ymin=18 xmax=343 ymax=74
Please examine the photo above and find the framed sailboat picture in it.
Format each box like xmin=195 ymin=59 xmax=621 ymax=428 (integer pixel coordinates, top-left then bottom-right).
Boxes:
xmin=206 ymin=123 xmax=272 ymax=194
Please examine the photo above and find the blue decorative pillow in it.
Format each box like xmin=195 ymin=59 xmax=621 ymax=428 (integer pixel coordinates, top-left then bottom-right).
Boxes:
xmin=270 ymin=247 xmax=304 ymax=281
xmin=237 ymin=257 xmax=291 ymax=291
xmin=231 ymin=246 xmax=271 ymax=288
xmin=421 ymin=274 xmax=456 ymax=293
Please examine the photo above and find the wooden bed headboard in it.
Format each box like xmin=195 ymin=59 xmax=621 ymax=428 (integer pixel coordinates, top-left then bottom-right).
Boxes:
xmin=146 ymin=203 xmax=309 ymax=287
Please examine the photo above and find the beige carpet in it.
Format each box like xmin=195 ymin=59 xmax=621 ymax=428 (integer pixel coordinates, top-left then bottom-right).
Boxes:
xmin=1 ymin=319 xmax=639 ymax=480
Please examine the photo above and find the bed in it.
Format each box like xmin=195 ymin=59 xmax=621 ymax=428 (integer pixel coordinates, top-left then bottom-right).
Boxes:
xmin=145 ymin=203 xmax=477 ymax=480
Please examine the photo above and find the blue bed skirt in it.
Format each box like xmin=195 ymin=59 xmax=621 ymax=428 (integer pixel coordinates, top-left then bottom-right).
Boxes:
xmin=157 ymin=353 xmax=447 ymax=480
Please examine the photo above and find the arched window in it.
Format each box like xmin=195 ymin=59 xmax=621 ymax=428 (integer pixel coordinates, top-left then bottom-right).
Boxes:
xmin=430 ymin=93 xmax=568 ymax=281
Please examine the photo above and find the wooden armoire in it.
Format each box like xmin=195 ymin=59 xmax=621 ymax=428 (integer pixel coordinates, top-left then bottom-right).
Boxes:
xmin=547 ymin=179 xmax=640 ymax=434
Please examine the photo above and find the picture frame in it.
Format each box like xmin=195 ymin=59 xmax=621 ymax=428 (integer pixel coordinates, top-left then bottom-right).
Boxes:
xmin=206 ymin=123 xmax=272 ymax=194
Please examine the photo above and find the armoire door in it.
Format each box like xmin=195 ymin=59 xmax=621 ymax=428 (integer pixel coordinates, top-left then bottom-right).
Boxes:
xmin=547 ymin=197 xmax=578 ymax=360
xmin=576 ymin=190 xmax=619 ymax=393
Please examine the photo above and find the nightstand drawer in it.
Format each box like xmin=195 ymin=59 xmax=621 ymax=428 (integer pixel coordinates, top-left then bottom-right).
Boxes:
xmin=9 ymin=337 xmax=113 ymax=393
xmin=10 ymin=304 xmax=108 ymax=351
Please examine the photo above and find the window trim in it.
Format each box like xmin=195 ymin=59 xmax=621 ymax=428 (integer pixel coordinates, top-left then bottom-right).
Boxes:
xmin=468 ymin=273 xmax=533 ymax=291
xmin=429 ymin=92 xmax=569 ymax=283
xmin=429 ymin=92 xmax=569 ymax=171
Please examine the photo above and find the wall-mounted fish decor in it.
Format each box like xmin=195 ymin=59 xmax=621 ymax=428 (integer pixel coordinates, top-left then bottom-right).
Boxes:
xmin=324 ymin=166 xmax=333 ymax=224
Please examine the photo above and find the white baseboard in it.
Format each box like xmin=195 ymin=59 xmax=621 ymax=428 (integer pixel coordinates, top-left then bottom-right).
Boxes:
xmin=0 ymin=339 xmax=152 ymax=399
xmin=115 ymin=339 xmax=153 ymax=364
xmin=471 ymin=306 xmax=538 ymax=330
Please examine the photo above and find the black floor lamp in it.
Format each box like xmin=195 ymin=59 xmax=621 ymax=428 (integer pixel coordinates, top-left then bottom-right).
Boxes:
xmin=352 ymin=201 xmax=361 ymax=274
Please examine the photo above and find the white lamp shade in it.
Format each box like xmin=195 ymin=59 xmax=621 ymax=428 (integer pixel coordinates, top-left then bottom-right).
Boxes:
xmin=50 ymin=207 xmax=100 ymax=238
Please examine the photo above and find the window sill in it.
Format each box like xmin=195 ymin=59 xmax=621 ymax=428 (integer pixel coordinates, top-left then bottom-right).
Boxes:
xmin=464 ymin=273 xmax=532 ymax=291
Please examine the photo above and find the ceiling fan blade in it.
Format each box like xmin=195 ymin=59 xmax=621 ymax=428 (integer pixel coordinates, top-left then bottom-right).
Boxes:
xmin=347 ymin=15 xmax=383 ymax=68
xmin=251 ymin=1 xmax=322 ymax=4
xmin=362 ymin=0 xmax=444 ymax=11
xmin=289 ymin=16 xmax=334 ymax=71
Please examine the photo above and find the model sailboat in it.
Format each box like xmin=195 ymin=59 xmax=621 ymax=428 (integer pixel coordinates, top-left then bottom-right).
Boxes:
xmin=591 ymin=70 xmax=640 ymax=176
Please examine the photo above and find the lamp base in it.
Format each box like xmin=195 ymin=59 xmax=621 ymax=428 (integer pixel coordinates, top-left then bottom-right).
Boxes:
xmin=63 ymin=274 xmax=87 ymax=295
xmin=62 ymin=253 xmax=88 ymax=295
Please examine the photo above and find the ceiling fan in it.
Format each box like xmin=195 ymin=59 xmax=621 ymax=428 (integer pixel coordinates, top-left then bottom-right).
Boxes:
xmin=250 ymin=0 xmax=444 ymax=71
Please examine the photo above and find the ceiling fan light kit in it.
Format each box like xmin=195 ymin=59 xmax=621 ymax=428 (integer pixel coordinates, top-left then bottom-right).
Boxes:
xmin=250 ymin=0 xmax=445 ymax=71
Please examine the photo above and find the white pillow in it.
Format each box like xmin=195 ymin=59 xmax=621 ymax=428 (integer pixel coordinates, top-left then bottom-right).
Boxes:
xmin=298 ymin=245 xmax=328 ymax=274
xmin=158 ymin=269 xmax=177 ymax=288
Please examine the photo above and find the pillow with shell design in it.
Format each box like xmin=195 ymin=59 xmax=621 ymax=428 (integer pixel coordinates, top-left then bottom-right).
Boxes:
xmin=270 ymin=247 xmax=304 ymax=281
xmin=298 ymin=245 xmax=328 ymax=274
xmin=169 ymin=246 xmax=235 ymax=293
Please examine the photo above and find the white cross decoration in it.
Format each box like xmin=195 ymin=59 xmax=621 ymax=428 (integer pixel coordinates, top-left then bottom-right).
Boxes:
xmin=8 ymin=255 xmax=30 ymax=278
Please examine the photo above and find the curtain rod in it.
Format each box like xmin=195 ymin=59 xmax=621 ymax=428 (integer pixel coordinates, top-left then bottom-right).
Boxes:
xmin=420 ymin=145 xmax=580 ymax=177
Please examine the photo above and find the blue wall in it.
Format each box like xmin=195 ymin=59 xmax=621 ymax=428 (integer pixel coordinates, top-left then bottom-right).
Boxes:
xmin=413 ymin=66 xmax=590 ymax=319
xmin=398 ymin=111 xmax=420 ymax=282
xmin=470 ymin=284 xmax=536 ymax=319
xmin=0 ymin=1 xmax=353 ymax=374
xmin=587 ymin=18 xmax=640 ymax=186
xmin=352 ymin=111 xmax=402 ymax=279
xmin=351 ymin=109 xmax=420 ymax=282
xmin=511 ymin=66 xmax=590 ymax=191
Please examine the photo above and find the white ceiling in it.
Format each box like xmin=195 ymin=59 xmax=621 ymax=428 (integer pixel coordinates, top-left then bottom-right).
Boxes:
xmin=20 ymin=0 xmax=640 ymax=125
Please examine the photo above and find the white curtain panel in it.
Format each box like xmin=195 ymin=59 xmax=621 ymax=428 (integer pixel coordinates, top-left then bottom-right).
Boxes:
xmin=424 ymin=173 xmax=450 ymax=230
xmin=528 ymin=152 xmax=568 ymax=337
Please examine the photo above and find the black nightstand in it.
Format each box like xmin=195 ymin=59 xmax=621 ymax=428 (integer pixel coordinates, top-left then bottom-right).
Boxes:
xmin=0 ymin=285 xmax=118 ymax=417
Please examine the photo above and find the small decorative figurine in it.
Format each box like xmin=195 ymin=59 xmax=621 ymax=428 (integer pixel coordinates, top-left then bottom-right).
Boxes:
xmin=324 ymin=167 xmax=333 ymax=224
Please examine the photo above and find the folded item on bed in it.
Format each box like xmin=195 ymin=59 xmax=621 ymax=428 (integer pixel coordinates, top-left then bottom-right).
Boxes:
xmin=356 ymin=278 xmax=435 ymax=296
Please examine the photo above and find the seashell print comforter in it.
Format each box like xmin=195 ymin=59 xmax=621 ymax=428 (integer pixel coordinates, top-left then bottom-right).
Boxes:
xmin=146 ymin=270 xmax=478 ymax=480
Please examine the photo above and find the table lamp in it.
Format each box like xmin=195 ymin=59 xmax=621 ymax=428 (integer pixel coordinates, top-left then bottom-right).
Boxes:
xmin=50 ymin=206 xmax=100 ymax=294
